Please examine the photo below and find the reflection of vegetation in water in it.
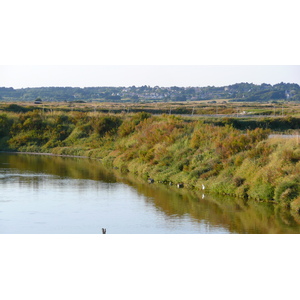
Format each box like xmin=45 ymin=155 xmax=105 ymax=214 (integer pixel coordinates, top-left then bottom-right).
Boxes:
xmin=2 ymin=153 xmax=117 ymax=183
xmin=111 ymin=171 xmax=300 ymax=234
xmin=2 ymin=153 xmax=300 ymax=234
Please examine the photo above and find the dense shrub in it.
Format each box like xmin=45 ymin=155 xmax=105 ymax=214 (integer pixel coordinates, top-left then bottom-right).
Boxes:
xmin=8 ymin=131 xmax=47 ymax=149
xmin=118 ymin=112 xmax=151 ymax=137
xmin=282 ymin=149 xmax=300 ymax=164
xmin=10 ymin=111 xmax=46 ymax=134
xmin=136 ymin=116 xmax=185 ymax=148
xmin=91 ymin=116 xmax=122 ymax=136
xmin=54 ymin=114 xmax=73 ymax=125
xmin=248 ymin=181 xmax=275 ymax=201
xmin=0 ymin=114 xmax=12 ymax=137
xmin=5 ymin=104 xmax=29 ymax=113
xmin=190 ymin=122 xmax=215 ymax=149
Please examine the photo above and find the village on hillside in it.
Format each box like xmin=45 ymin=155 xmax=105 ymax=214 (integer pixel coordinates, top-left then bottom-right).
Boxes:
xmin=0 ymin=82 xmax=300 ymax=103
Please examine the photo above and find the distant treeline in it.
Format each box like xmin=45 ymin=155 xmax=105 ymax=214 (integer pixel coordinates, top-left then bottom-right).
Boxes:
xmin=0 ymin=82 xmax=300 ymax=102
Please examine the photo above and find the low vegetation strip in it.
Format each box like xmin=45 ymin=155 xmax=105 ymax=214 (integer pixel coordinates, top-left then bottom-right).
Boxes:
xmin=0 ymin=109 xmax=300 ymax=212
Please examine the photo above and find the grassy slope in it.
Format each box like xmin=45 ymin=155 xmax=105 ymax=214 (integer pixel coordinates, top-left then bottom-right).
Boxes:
xmin=1 ymin=110 xmax=300 ymax=212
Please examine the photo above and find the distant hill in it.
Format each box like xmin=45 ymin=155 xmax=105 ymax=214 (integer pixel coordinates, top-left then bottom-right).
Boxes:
xmin=0 ymin=82 xmax=299 ymax=102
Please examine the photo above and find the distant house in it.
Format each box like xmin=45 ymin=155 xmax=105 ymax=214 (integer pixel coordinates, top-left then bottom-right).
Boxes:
xmin=34 ymin=98 xmax=42 ymax=104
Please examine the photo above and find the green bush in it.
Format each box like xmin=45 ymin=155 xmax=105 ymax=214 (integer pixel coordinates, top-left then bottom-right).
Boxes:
xmin=118 ymin=112 xmax=151 ymax=137
xmin=92 ymin=116 xmax=122 ymax=136
xmin=8 ymin=131 xmax=45 ymax=149
xmin=0 ymin=114 xmax=12 ymax=137
xmin=248 ymin=181 xmax=274 ymax=201
xmin=5 ymin=104 xmax=29 ymax=113
xmin=282 ymin=149 xmax=300 ymax=164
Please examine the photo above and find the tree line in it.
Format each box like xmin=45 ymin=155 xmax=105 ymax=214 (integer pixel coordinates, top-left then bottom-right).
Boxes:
xmin=0 ymin=82 xmax=300 ymax=102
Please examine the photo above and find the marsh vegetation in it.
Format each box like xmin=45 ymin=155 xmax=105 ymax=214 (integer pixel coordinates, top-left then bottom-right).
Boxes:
xmin=1 ymin=101 xmax=300 ymax=215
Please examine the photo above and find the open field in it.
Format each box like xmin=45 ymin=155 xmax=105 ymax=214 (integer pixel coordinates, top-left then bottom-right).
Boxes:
xmin=2 ymin=100 xmax=300 ymax=117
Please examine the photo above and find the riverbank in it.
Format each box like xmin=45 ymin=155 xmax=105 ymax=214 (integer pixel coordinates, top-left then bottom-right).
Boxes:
xmin=0 ymin=110 xmax=300 ymax=212
xmin=0 ymin=150 xmax=89 ymax=159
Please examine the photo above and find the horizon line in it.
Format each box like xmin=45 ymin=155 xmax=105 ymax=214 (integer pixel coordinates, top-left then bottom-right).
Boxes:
xmin=2 ymin=81 xmax=299 ymax=89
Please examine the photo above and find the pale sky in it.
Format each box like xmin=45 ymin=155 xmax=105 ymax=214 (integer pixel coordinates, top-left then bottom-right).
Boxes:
xmin=1 ymin=65 xmax=299 ymax=88
xmin=1 ymin=1 xmax=299 ymax=89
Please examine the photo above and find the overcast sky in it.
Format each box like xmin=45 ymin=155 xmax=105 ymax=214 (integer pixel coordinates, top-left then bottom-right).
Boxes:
xmin=1 ymin=65 xmax=299 ymax=88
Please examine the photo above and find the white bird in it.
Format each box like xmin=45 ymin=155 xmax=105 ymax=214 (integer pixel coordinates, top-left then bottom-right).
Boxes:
xmin=202 ymin=184 xmax=205 ymax=190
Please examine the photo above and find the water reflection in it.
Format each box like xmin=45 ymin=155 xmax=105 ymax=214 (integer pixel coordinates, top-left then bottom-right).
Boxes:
xmin=1 ymin=153 xmax=300 ymax=234
xmin=114 ymin=172 xmax=300 ymax=234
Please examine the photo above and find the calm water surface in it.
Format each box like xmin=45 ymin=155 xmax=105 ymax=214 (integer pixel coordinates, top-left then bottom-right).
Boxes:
xmin=1 ymin=153 xmax=300 ymax=234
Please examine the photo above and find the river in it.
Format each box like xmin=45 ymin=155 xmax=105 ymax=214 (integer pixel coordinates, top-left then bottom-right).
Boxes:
xmin=0 ymin=153 xmax=300 ymax=234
